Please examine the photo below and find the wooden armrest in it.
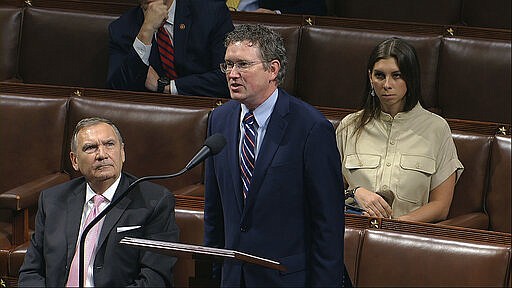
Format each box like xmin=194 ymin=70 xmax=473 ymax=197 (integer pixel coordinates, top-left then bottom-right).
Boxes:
xmin=437 ymin=212 xmax=489 ymax=230
xmin=173 ymin=183 xmax=204 ymax=197
xmin=0 ymin=172 xmax=69 ymax=211
xmin=0 ymin=172 xmax=70 ymax=246
xmin=0 ymin=78 xmax=22 ymax=83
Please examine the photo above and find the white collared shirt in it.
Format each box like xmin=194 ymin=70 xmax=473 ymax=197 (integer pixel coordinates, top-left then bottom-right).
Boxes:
xmin=239 ymin=88 xmax=279 ymax=160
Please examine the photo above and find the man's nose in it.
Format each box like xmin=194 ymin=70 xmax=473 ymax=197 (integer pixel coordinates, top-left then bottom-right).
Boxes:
xmin=227 ymin=68 xmax=240 ymax=78
xmin=96 ymin=145 xmax=109 ymax=159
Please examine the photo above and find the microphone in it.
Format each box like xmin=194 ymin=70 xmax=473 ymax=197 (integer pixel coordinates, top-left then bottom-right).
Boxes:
xmin=77 ymin=133 xmax=226 ymax=287
xmin=185 ymin=133 xmax=226 ymax=170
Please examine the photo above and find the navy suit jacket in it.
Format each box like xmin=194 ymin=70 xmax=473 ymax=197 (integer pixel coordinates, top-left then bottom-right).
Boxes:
xmin=259 ymin=0 xmax=327 ymax=15
xmin=204 ymin=89 xmax=345 ymax=286
xmin=107 ymin=0 xmax=233 ymax=98
xmin=18 ymin=173 xmax=180 ymax=287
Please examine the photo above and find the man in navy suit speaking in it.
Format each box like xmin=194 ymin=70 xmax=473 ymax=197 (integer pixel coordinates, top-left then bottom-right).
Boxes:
xmin=107 ymin=0 xmax=234 ymax=98
xmin=204 ymin=24 xmax=345 ymax=287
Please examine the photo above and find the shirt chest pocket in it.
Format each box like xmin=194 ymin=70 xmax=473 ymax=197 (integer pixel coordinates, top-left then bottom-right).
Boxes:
xmin=345 ymin=154 xmax=381 ymax=169
xmin=397 ymin=154 xmax=436 ymax=204
xmin=400 ymin=154 xmax=436 ymax=175
xmin=344 ymin=154 xmax=381 ymax=187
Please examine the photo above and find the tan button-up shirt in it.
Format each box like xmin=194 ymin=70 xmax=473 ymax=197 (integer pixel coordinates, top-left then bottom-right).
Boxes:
xmin=336 ymin=104 xmax=464 ymax=218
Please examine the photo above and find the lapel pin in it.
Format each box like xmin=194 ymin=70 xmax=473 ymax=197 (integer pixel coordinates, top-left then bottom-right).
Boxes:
xmin=179 ymin=24 xmax=186 ymax=30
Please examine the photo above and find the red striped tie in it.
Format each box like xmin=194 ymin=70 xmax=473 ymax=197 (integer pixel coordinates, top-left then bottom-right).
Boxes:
xmin=157 ymin=26 xmax=177 ymax=79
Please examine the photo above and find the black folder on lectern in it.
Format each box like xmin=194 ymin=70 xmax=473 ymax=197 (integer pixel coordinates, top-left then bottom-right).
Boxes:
xmin=120 ymin=237 xmax=286 ymax=272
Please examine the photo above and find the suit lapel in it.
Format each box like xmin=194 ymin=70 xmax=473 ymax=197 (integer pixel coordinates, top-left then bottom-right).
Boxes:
xmin=66 ymin=181 xmax=86 ymax=266
xmin=97 ymin=174 xmax=133 ymax=249
xmin=242 ymin=90 xmax=289 ymax=217
xmin=226 ymin=104 xmax=244 ymax=213
xmin=173 ymin=0 xmax=190 ymax=74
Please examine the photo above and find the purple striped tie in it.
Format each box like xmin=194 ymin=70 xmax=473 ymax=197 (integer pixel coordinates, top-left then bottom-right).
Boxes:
xmin=241 ymin=111 xmax=257 ymax=200
xmin=157 ymin=26 xmax=177 ymax=79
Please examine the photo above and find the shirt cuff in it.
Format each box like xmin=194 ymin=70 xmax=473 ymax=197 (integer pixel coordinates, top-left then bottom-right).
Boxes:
xmin=133 ymin=37 xmax=151 ymax=66
xmin=170 ymin=80 xmax=178 ymax=94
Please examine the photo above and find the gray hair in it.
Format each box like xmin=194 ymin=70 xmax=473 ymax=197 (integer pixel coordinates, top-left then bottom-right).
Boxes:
xmin=71 ymin=117 xmax=124 ymax=153
xmin=225 ymin=24 xmax=288 ymax=86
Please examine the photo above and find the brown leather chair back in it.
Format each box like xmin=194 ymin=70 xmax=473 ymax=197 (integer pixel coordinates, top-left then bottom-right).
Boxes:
xmin=449 ymin=131 xmax=492 ymax=218
xmin=344 ymin=227 xmax=363 ymax=285
xmin=486 ymin=135 xmax=511 ymax=233
xmin=297 ymin=26 xmax=442 ymax=111
xmin=0 ymin=94 xmax=68 ymax=192
xmin=462 ymin=0 xmax=512 ymax=29
xmin=64 ymin=97 xmax=210 ymax=192
xmin=0 ymin=6 xmax=22 ymax=81
xmin=174 ymin=209 xmax=205 ymax=287
xmin=356 ymin=229 xmax=511 ymax=287
xmin=335 ymin=0 xmax=462 ymax=25
xmin=19 ymin=7 xmax=117 ymax=88
xmin=438 ymin=37 xmax=511 ymax=123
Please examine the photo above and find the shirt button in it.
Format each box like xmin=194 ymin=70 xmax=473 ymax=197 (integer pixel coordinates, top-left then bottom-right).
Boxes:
xmin=386 ymin=162 xmax=391 ymax=167
xmin=382 ymin=185 xmax=389 ymax=190
xmin=390 ymin=140 xmax=395 ymax=145
xmin=416 ymin=163 xmax=421 ymax=169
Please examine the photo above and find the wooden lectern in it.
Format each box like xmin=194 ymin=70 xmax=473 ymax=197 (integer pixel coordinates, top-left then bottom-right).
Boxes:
xmin=120 ymin=237 xmax=286 ymax=287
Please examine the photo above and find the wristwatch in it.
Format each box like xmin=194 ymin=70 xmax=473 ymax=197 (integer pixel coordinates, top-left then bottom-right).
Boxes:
xmin=157 ymin=76 xmax=170 ymax=93
xmin=344 ymin=186 xmax=360 ymax=200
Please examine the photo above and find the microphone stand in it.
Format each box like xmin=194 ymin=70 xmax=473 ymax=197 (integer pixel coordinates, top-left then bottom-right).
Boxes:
xmin=78 ymin=167 xmax=187 ymax=288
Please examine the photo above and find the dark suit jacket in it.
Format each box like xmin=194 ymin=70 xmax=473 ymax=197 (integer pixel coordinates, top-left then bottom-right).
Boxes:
xmin=204 ymin=89 xmax=345 ymax=286
xmin=18 ymin=173 xmax=180 ymax=287
xmin=259 ymin=0 xmax=327 ymax=15
xmin=107 ymin=0 xmax=233 ymax=98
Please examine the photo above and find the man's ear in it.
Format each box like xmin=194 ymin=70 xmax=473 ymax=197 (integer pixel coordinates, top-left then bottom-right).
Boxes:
xmin=268 ymin=60 xmax=281 ymax=82
xmin=121 ymin=143 xmax=126 ymax=163
xmin=70 ymin=152 xmax=80 ymax=171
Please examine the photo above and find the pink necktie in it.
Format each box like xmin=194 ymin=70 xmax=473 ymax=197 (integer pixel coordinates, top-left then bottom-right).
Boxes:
xmin=66 ymin=195 xmax=106 ymax=287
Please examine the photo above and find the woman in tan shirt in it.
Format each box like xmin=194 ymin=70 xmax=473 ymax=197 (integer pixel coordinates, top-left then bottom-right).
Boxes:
xmin=336 ymin=38 xmax=463 ymax=222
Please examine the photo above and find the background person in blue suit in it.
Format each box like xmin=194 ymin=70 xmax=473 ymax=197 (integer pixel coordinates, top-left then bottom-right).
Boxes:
xmin=107 ymin=0 xmax=234 ymax=98
xmin=204 ymin=24 xmax=345 ymax=286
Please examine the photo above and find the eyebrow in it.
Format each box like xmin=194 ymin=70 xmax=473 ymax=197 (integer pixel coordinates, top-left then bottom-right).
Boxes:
xmin=81 ymin=138 xmax=116 ymax=148
xmin=373 ymin=69 xmax=401 ymax=74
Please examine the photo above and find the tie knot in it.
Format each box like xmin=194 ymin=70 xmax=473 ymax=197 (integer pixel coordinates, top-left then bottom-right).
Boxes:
xmin=243 ymin=111 xmax=255 ymax=126
xmin=93 ymin=195 xmax=106 ymax=208
xmin=158 ymin=26 xmax=167 ymax=35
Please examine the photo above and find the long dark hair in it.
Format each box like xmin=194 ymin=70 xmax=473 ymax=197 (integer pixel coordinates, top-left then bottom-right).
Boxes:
xmin=351 ymin=37 xmax=423 ymax=136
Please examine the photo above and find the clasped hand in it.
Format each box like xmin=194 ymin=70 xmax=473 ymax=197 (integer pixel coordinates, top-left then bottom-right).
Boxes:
xmin=354 ymin=187 xmax=393 ymax=218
